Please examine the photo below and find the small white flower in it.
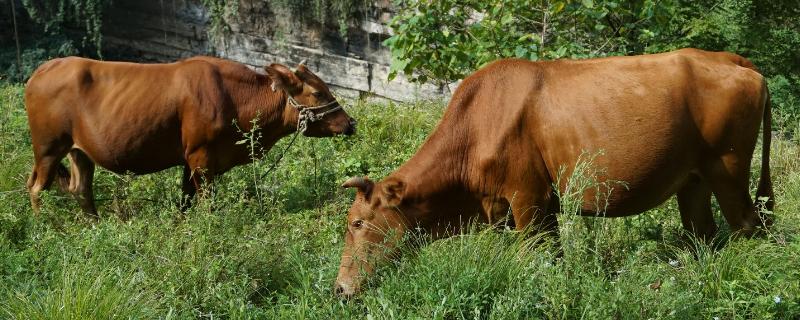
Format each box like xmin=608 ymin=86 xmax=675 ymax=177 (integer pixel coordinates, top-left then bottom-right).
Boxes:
xmin=669 ymin=276 xmax=675 ymax=281
xmin=774 ymin=296 xmax=782 ymax=304
xmin=668 ymin=259 xmax=680 ymax=267
xmin=714 ymin=317 xmax=720 ymax=320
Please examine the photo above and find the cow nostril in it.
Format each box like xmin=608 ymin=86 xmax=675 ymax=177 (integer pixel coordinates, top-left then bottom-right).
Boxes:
xmin=344 ymin=123 xmax=356 ymax=135
xmin=334 ymin=284 xmax=345 ymax=296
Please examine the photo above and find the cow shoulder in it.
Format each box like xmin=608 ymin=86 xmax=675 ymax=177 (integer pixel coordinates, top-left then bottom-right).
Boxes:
xmin=175 ymin=60 xmax=229 ymax=132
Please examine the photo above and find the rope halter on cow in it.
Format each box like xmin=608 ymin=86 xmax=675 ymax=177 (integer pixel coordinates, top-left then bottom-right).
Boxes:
xmin=287 ymin=95 xmax=343 ymax=134
xmin=259 ymin=94 xmax=342 ymax=179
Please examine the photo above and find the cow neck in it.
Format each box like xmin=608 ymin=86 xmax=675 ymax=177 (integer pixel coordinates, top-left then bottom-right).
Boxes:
xmin=230 ymin=76 xmax=298 ymax=147
xmin=391 ymin=118 xmax=476 ymax=228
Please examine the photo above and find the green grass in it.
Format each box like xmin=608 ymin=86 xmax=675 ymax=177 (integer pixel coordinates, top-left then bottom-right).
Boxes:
xmin=1 ymin=80 xmax=799 ymax=319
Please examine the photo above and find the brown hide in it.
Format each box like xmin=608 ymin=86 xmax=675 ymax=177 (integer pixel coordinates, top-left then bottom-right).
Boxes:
xmin=334 ymin=48 xmax=773 ymax=297
xmin=25 ymin=56 xmax=355 ymax=216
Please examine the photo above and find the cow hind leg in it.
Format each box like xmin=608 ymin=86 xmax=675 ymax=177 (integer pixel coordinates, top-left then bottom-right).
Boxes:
xmin=704 ymin=155 xmax=764 ymax=237
xmin=677 ymin=175 xmax=717 ymax=241
xmin=67 ymin=149 xmax=97 ymax=218
xmin=28 ymin=152 xmax=69 ymax=215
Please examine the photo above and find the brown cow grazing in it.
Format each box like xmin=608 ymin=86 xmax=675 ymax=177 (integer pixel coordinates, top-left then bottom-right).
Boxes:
xmin=333 ymin=48 xmax=773 ymax=297
xmin=25 ymin=56 xmax=356 ymax=217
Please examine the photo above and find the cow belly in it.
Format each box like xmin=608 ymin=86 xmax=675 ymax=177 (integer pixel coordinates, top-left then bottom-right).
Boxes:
xmin=577 ymin=167 xmax=693 ymax=217
xmin=540 ymin=120 xmax=700 ymax=217
xmin=536 ymin=94 xmax=703 ymax=216
xmin=74 ymin=127 xmax=184 ymax=175
xmin=85 ymin=146 xmax=184 ymax=175
xmin=568 ymin=141 xmax=697 ymax=217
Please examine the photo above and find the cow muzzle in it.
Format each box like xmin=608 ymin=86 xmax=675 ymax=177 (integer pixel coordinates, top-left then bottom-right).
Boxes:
xmin=344 ymin=117 xmax=357 ymax=136
xmin=334 ymin=280 xmax=357 ymax=298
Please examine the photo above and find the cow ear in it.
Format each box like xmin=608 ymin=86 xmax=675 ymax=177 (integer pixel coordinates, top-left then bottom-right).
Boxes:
xmin=294 ymin=62 xmax=314 ymax=82
xmin=342 ymin=176 xmax=373 ymax=198
xmin=380 ymin=177 xmax=406 ymax=207
xmin=264 ymin=64 xmax=302 ymax=94
xmin=294 ymin=64 xmax=309 ymax=80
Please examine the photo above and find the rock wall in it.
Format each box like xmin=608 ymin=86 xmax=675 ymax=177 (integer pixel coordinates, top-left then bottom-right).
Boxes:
xmin=102 ymin=0 xmax=449 ymax=101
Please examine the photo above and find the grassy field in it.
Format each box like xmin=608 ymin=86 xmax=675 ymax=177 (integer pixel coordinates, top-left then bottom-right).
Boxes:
xmin=1 ymin=80 xmax=799 ymax=319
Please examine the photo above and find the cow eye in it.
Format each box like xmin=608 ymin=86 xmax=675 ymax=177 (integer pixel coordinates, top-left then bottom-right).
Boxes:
xmin=351 ymin=219 xmax=364 ymax=229
xmin=312 ymin=91 xmax=323 ymax=98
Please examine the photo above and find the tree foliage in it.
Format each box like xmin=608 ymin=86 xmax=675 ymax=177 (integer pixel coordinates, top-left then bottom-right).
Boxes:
xmin=19 ymin=0 xmax=109 ymax=54
xmin=384 ymin=0 xmax=680 ymax=84
xmin=665 ymin=0 xmax=800 ymax=77
xmin=674 ymin=0 xmax=800 ymax=129
xmin=201 ymin=0 xmax=240 ymax=37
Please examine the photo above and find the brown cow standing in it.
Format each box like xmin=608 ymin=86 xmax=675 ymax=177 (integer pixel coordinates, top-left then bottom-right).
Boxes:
xmin=334 ymin=48 xmax=773 ymax=297
xmin=25 ymin=56 xmax=356 ymax=216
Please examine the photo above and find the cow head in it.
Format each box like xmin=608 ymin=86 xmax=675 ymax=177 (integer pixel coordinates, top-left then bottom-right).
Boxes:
xmin=335 ymin=176 xmax=411 ymax=298
xmin=264 ymin=62 xmax=356 ymax=137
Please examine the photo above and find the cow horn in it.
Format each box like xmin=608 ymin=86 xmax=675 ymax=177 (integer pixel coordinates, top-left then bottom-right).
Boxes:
xmin=341 ymin=177 xmax=372 ymax=193
xmin=292 ymin=59 xmax=308 ymax=73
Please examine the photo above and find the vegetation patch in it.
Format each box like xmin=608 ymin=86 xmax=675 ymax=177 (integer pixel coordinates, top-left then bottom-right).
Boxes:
xmin=1 ymin=81 xmax=799 ymax=318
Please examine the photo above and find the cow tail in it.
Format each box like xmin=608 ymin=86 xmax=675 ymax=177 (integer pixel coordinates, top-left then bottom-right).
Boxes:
xmin=755 ymin=86 xmax=774 ymax=215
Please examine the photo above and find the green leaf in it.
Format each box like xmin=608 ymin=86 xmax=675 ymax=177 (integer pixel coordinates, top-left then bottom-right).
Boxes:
xmin=501 ymin=14 xmax=513 ymax=25
xmin=554 ymin=2 xmax=566 ymax=13
xmin=514 ymin=47 xmax=528 ymax=58
xmin=555 ymin=46 xmax=567 ymax=57
xmin=388 ymin=59 xmax=410 ymax=81
xmin=582 ymin=0 xmax=594 ymax=9
xmin=383 ymin=36 xmax=398 ymax=47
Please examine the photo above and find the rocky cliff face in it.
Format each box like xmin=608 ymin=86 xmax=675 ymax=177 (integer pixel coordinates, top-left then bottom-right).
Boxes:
xmin=102 ymin=0 xmax=449 ymax=101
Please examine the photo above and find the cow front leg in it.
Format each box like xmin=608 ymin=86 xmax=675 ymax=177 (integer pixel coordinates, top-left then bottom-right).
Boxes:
xmin=481 ymin=196 xmax=512 ymax=229
xmin=185 ymin=147 xmax=216 ymax=208
xmin=509 ymin=190 xmax=559 ymax=238
xmin=506 ymin=190 xmax=562 ymax=258
xmin=180 ymin=165 xmax=197 ymax=211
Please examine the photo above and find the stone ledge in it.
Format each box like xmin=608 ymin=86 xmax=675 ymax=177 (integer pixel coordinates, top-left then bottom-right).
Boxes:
xmin=103 ymin=0 xmax=451 ymax=102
